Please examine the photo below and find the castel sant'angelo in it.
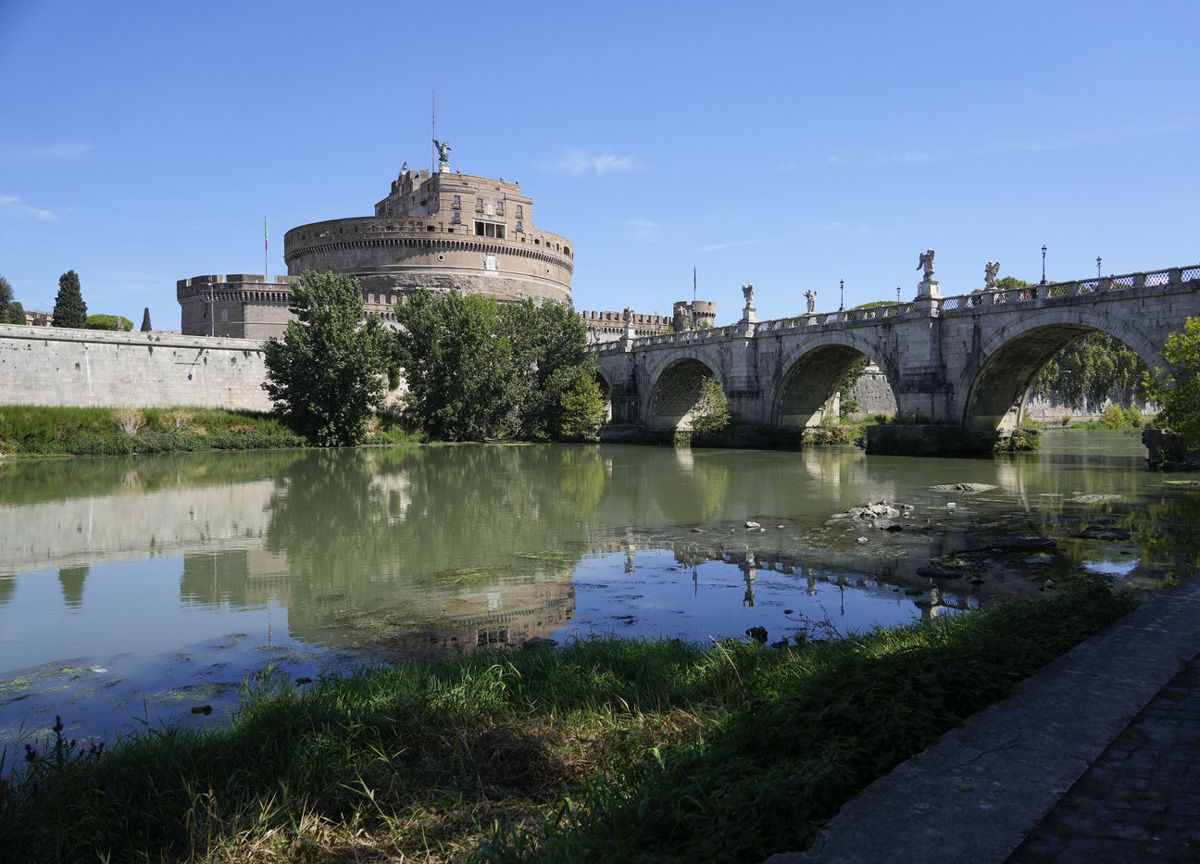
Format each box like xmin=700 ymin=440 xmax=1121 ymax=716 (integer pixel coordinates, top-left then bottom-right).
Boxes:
xmin=177 ymin=146 xmax=713 ymax=341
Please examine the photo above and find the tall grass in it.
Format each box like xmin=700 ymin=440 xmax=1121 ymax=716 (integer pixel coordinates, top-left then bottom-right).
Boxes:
xmin=0 ymin=579 xmax=1137 ymax=863
xmin=0 ymin=406 xmax=420 ymax=455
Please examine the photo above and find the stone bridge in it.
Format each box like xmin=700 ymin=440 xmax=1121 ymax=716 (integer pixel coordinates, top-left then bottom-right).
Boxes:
xmin=590 ymin=264 xmax=1200 ymax=444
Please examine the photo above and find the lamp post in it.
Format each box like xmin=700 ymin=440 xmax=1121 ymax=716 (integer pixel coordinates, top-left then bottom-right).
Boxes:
xmin=896 ymin=285 xmax=901 ymax=304
xmin=1041 ymin=245 xmax=1047 ymax=285
xmin=1097 ymin=256 xmax=1102 ymax=278
xmin=839 ymin=279 xmax=845 ymax=312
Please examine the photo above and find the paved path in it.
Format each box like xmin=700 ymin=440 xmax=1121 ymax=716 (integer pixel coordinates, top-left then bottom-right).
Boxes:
xmin=764 ymin=575 xmax=1200 ymax=864
xmin=1007 ymin=653 xmax=1200 ymax=863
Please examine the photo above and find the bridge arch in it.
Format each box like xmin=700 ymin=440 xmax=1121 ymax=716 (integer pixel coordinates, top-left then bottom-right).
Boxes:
xmin=645 ymin=355 xmax=722 ymax=430
xmin=955 ymin=307 xmax=1165 ymax=431
xmin=771 ymin=333 xmax=900 ymax=428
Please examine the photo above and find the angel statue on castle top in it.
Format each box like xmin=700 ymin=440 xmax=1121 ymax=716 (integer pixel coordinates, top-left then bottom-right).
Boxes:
xmin=917 ymin=249 xmax=936 ymax=280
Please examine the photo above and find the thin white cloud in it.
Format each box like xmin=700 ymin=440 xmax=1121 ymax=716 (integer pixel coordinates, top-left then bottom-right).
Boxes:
xmin=695 ymin=239 xmax=761 ymax=253
xmin=971 ymin=119 xmax=1200 ymax=156
xmin=0 ymin=195 xmax=56 ymax=222
xmin=0 ymin=142 xmax=94 ymax=160
xmin=797 ymin=220 xmax=881 ymax=237
xmin=626 ymin=218 xmax=664 ymax=242
xmin=540 ymin=149 xmax=642 ymax=176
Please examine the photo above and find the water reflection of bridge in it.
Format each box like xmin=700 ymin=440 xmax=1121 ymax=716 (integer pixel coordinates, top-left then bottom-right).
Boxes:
xmin=582 ymin=529 xmax=981 ymax=623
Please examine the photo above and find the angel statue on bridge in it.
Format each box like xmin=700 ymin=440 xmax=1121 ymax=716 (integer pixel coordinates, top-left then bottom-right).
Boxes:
xmin=917 ymin=249 xmax=936 ymax=280
xmin=804 ymin=289 xmax=818 ymax=314
xmin=742 ymin=283 xmax=755 ymax=307
xmin=985 ymin=260 xmax=1000 ymax=289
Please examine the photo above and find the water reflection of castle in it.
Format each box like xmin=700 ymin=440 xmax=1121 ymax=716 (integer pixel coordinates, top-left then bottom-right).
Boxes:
xmin=179 ymin=548 xmax=575 ymax=659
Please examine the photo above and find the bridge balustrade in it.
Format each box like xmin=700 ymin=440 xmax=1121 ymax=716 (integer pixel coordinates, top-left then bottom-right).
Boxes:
xmin=589 ymin=265 xmax=1196 ymax=355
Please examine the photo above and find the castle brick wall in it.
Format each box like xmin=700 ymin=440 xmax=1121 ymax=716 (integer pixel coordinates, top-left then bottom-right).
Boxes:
xmin=0 ymin=323 xmax=272 ymax=411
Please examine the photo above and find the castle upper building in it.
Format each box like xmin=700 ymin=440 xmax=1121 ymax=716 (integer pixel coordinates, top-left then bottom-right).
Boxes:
xmin=179 ymin=158 xmax=574 ymax=338
xmin=286 ymin=163 xmax=573 ymax=314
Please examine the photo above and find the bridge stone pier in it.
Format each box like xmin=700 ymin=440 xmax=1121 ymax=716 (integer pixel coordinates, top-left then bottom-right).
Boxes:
xmin=590 ymin=264 xmax=1200 ymax=452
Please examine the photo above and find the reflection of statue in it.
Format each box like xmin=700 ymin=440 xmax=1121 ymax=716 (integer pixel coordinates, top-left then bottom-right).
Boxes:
xmin=433 ymin=139 xmax=451 ymax=165
xmin=985 ymin=260 xmax=1000 ymax=289
xmin=742 ymin=283 xmax=755 ymax=306
xmin=804 ymin=289 xmax=817 ymax=314
xmin=917 ymin=249 xmax=935 ymax=280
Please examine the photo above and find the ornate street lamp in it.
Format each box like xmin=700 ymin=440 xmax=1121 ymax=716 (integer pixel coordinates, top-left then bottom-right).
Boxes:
xmin=839 ymin=279 xmax=845 ymax=312
xmin=1041 ymin=245 xmax=1048 ymax=285
xmin=1097 ymin=256 xmax=1102 ymax=278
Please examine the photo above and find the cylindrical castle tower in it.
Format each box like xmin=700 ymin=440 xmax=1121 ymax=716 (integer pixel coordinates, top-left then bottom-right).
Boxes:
xmin=284 ymin=167 xmax=573 ymax=321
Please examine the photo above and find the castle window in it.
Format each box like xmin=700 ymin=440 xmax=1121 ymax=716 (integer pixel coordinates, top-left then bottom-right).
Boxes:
xmin=516 ymin=204 xmax=523 ymax=219
xmin=475 ymin=197 xmax=484 ymax=212
xmin=474 ymin=220 xmax=506 ymax=239
xmin=516 ymin=220 xmax=524 ymax=232
xmin=452 ymin=194 xmax=461 ymax=209
xmin=496 ymin=201 xmax=505 ymax=216
xmin=452 ymin=211 xmax=461 ymax=224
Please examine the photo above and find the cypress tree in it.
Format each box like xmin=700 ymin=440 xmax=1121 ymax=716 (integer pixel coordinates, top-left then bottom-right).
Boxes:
xmin=52 ymin=270 xmax=88 ymax=328
xmin=140 ymin=307 xmax=152 ymax=332
xmin=7 ymin=301 xmax=25 ymax=325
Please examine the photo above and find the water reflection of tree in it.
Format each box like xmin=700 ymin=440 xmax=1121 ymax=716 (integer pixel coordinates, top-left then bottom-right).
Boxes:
xmin=261 ymin=446 xmax=606 ymax=632
xmin=57 ymin=566 xmax=89 ymax=608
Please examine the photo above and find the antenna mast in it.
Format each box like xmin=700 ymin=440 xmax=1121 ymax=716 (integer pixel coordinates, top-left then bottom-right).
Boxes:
xmin=431 ymin=86 xmax=436 ymax=173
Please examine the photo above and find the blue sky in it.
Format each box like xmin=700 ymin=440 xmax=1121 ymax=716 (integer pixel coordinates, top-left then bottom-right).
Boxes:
xmin=2 ymin=0 xmax=1198 ymax=327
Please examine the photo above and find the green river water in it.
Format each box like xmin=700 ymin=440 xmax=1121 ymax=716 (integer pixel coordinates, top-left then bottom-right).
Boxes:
xmin=1 ymin=429 xmax=1197 ymax=748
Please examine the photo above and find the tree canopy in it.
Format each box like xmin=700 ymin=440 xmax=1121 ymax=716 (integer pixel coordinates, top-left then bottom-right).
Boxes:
xmin=85 ymin=314 xmax=133 ymax=331
xmin=52 ymin=271 xmax=87 ymax=328
xmin=392 ymin=289 xmax=597 ymax=442
xmin=262 ymin=271 xmax=392 ymax=447
xmin=6 ymin=301 xmax=25 ymax=325
xmin=1143 ymin=316 xmax=1200 ymax=447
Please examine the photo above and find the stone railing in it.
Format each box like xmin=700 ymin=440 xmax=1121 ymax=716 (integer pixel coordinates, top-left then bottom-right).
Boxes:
xmin=587 ymin=264 xmax=1200 ymax=354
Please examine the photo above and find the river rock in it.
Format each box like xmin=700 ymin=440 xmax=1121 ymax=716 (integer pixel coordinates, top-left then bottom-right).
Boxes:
xmin=928 ymin=482 xmax=999 ymax=493
xmin=1074 ymin=526 xmax=1133 ymax=541
xmin=847 ymin=501 xmax=901 ymax=520
xmin=985 ymin=535 xmax=1057 ymax=552
xmin=1066 ymin=493 xmax=1122 ymax=504
xmin=745 ymin=521 xmax=761 ymax=529
xmin=523 ymin=637 xmax=558 ymax=650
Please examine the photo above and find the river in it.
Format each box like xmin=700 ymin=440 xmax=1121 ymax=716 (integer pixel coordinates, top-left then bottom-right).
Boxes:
xmin=2 ymin=430 xmax=1196 ymax=749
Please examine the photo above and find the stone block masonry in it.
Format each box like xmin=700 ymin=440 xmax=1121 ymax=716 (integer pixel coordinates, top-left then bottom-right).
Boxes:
xmin=0 ymin=323 xmax=273 ymax=412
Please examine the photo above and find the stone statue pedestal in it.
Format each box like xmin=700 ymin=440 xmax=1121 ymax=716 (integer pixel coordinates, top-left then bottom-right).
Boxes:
xmin=915 ymin=279 xmax=941 ymax=315
xmin=742 ymin=306 xmax=757 ymax=323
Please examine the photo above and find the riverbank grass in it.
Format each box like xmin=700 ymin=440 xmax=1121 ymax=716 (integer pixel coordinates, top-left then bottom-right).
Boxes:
xmin=0 ymin=405 xmax=417 ymax=455
xmin=0 ymin=578 xmax=1136 ymax=863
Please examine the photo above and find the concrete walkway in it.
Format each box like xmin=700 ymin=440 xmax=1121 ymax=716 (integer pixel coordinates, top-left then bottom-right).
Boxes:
xmin=765 ymin=575 xmax=1200 ymax=864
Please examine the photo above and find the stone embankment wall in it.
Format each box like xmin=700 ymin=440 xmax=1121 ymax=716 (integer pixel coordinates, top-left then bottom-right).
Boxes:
xmin=0 ymin=324 xmax=272 ymax=411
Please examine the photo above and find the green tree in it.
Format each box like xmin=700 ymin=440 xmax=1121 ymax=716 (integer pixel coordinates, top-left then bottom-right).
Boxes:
xmin=838 ymin=356 xmax=870 ymax=418
xmin=394 ymin=289 xmax=521 ymax=441
xmin=1143 ymin=316 xmax=1200 ymax=447
xmin=6 ymin=300 xmax=25 ymax=325
xmin=393 ymin=289 xmax=596 ymax=441
xmin=52 ymin=270 xmax=87 ymax=328
xmin=690 ymin=375 xmax=732 ymax=437
xmin=557 ymin=372 xmax=607 ymax=441
xmin=0 ymin=274 xmax=12 ymax=321
xmin=503 ymin=297 xmax=594 ymax=439
xmin=262 ymin=270 xmax=392 ymax=446
xmin=1034 ymin=332 xmax=1147 ymax=411
xmin=141 ymin=307 xmax=152 ymax=332
xmin=85 ymin=314 xmax=133 ymax=331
